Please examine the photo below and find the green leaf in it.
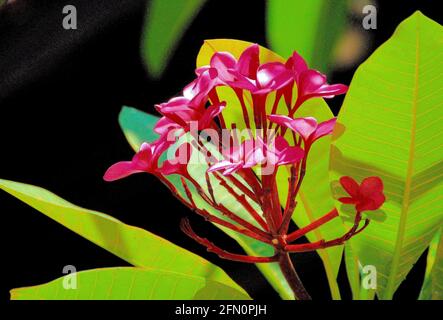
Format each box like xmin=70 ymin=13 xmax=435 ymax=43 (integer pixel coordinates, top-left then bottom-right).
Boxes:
xmin=277 ymin=98 xmax=345 ymax=300
xmin=0 ymin=179 xmax=247 ymax=297
xmin=142 ymin=0 xmax=206 ymax=78
xmin=329 ymin=12 xmax=443 ymax=300
xmin=119 ymin=106 xmax=295 ymax=300
xmin=119 ymin=106 xmax=160 ymax=151
xmin=419 ymin=228 xmax=443 ymax=300
xmin=11 ymin=267 xmax=249 ymax=300
xmin=266 ymin=0 xmax=348 ymax=73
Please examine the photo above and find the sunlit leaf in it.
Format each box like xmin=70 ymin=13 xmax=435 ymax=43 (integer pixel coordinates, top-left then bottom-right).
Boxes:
xmin=0 ymin=179 xmax=247 ymax=297
xmin=11 ymin=267 xmax=250 ymax=300
xmin=329 ymin=11 xmax=443 ymax=299
xmin=419 ymin=228 xmax=443 ymax=300
xmin=142 ymin=0 xmax=207 ymax=78
xmin=266 ymin=0 xmax=348 ymax=73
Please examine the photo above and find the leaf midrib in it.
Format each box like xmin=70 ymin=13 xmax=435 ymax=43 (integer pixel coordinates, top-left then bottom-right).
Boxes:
xmin=384 ymin=16 xmax=421 ymax=299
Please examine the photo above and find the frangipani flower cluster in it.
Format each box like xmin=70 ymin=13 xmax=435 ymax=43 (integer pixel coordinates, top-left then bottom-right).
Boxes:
xmin=104 ymin=41 xmax=385 ymax=300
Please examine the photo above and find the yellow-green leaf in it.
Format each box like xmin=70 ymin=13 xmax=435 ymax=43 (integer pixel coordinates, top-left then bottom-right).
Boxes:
xmin=330 ymin=11 xmax=443 ymax=300
xmin=11 ymin=267 xmax=250 ymax=300
xmin=419 ymin=228 xmax=443 ymax=300
xmin=142 ymin=0 xmax=207 ymax=78
xmin=266 ymin=0 xmax=348 ymax=73
xmin=0 ymin=179 xmax=247 ymax=296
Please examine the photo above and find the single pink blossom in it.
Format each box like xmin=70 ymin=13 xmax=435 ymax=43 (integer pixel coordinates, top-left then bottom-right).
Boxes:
xmin=268 ymin=115 xmax=336 ymax=148
xmin=338 ymin=176 xmax=386 ymax=212
xmin=285 ymin=52 xmax=348 ymax=106
xmin=156 ymin=99 xmax=225 ymax=131
xmin=263 ymin=136 xmax=305 ymax=166
xmin=104 ymin=137 xmax=170 ymax=181
xmin=208 ymin=140 xmax=265 ymax=176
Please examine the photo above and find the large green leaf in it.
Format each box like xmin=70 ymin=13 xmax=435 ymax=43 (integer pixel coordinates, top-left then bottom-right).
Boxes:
xmin=119 ymin=106 xmax=294 ymax=299
xmin=419 ymin=228 xmax=443 ymax=300
xmin=330 ymin=12 xmax=443 ymax=300
xmin=11 ymin=267 xmax=249 ymax=300
xmin=142 ymin=0 xmax=206 ymax=78
xmin=0 ymin=179 xmax=247 ymax=297
xmin=266 ymin=0 xmax=348 ymax=73
xmin=196 ymin=39 xmax=345 ymax=299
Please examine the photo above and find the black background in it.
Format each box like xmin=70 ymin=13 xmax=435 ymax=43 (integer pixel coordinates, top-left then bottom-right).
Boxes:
xmin=0 ymin=0 xmax=441 ymax=302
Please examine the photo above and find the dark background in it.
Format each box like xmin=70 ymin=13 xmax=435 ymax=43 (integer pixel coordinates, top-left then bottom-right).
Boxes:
xmin=0 ymin=0 xmax=441 ymax=301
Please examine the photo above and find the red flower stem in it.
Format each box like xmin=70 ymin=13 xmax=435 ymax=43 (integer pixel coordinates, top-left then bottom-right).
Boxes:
xmin=181 ymin=219 xmax=278 ymax=263
xmin=172 ymin=176 xmax=270 ymax=243
xmin=279 ymin=165 xmax=299 ymax=234
xmin=186 ymin=174 xmax=272 ymax=241
xmin=194 ymin=137 xmax=261 ymax=206
xmin=285 ymin=212 xmax=367 ymax=252
xmin=261 ymin=173 xmax=278 ymax=234
xmin=238 ymin=169 xmax=264 ymax=205
xmin=225 ymin=174 xmax=261 ymax=204
xmin=235 ymin=89 xmax=252 ymax=131
xmin=286 ymin=208 xmax=339 ymax=243
xmin=278 ymin=252 xmax=312 ymax=300
xmin=212 ymin=173 xmax=269 ymax=232
xmin=268 ymin=92 xmax=283 ymax=130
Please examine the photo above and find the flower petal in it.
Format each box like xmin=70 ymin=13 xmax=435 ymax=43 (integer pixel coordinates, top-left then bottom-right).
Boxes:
xmin=339 ymin=176 xmax=360 ymax=198
xmin=103 ymin=161 xmax=142 ymax=181
xmin=312 ymin=118 xmax=337 ymax=141
xmin=290 ymin=117 xmax=318 ymax=141
xmin=237 ymin=44 xmax=260 ymax=79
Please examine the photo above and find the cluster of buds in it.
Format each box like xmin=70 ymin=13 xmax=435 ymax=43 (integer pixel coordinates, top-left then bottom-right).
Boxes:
xmin=104 ymin=43 xmax=385 ymax=299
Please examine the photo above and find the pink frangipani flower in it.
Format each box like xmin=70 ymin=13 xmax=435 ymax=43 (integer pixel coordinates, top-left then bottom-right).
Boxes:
xmin=104 ymin=137 xmax=171 ymax=181
xmin=208 ymin=140 xmax=265 ymax=176
xmin=156 ymin=100 xmax=226 ymax=131
xmin=264 ymin=136 xmax=305 ymax=166
xmin=285 ymin=51 xmax=348 ymax=108
xmin=338 ymin=176 xmax=386 ymax=212
xmin=268 ymin=115 xmax=336 ymax=149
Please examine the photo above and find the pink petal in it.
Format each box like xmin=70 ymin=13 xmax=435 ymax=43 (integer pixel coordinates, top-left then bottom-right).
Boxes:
xmin=339 ymin=176 xmax=360 ymax=198
xmin=133 ymin=142 xmax=153 ymax=165
xmin=290 ymin=117 xmax=318 ymax=141
xmin=268 ymin=114 xmax=294 ymax=129
xmin=237 ymin=44 xmax=260 ymax=79
xmin=256 ymin=62 xmax=290 ymax=89
xmin=210 ymin=52 xmax=237 ymax=81
xmin=286 ymin=51 xmax=308 ymax=77
xmin=312 ymin=118 xmax=337 ymax=141
xmin=159 ymin=160 xmax=186 ymax=176
xmin=222 ymin=162 xmax=244 ymax=176
xmin=277 ymin=146 xmax=304 ymax=165
xmin=299 ymin=70 xmax=327 ymax=96
xmin=316 ymin=83 xmax=348 ymax=97
xmin=359 ymin=177 xmax=384 ymax=198
xmin=207 ymin=160 xmax=236 ymax=173
xmin=274 ymin=136 xmax=290 ymax=152
xmin=103 ymin=161 xmax=142 ymax=181
xmin=199 ymin=102 xmax=226 ymax=129
xmin=154 ymin=116 xmax=179 ymax=135
xmin=244 ymin=146 xmax=265 ymax=168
